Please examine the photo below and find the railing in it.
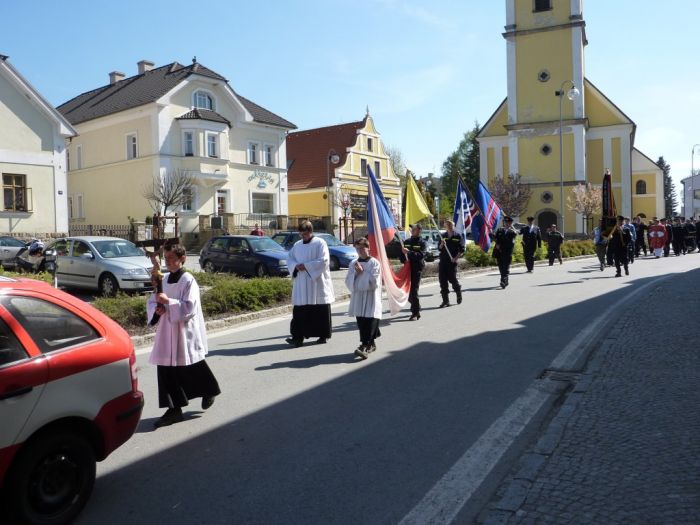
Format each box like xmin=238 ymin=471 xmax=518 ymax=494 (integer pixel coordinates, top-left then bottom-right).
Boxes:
xmin=69 ymin=224 xmax=131 ymax=239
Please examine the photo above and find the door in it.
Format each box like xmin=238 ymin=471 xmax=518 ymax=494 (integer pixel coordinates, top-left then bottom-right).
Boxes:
xmin=67 ymin=240 xmax=98 ymax=289
xmin=206 ymin=237 xmax=228 ymax=271
xmin=538 ymin=211 xmax=558 ymax=231
xmin=239 ymin=239 xmax=257 ymax=275
xmin=216 ymin=190 xmax=229 ymax=216
xmin=0 ymin=315 xmax=48 ymax=451
xmin=224 ymin=238 xmax=245 ymax=274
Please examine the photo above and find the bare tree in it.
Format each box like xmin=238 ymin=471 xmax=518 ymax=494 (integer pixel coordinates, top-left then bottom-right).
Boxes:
xmin=567 ymin=182 xmax=602 ymax=233
xmin=142 ymin=169 xmax=194 ymax=217
xmin=384 ymin=144 xmax=407 ymax=180
xmin=489 ymin=173 xmax=532 ymax=218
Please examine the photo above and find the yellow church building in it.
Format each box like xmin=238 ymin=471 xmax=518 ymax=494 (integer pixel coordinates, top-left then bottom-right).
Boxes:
xmin=477 ymin=0 xmax=663 ymax=234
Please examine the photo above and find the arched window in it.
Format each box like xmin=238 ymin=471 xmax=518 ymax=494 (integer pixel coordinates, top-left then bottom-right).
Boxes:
xmin=636 ymin=180 xmax=647 ymax=195
xmin=193 ymin=90 xmax=214 ymax=111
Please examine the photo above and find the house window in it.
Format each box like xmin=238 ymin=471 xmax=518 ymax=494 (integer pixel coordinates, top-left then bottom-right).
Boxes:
xmin=68 ymin=196 xmax=73 ymax=219
xmin=216 ymin=190 xmax=228 ymax=215
xmin=126 ymin=133 xmax=138 ymax=160
xmin=206 ymin=133 xmax=218 ymax=158
xmin=374 ymin=161 xmax=381 ymax=179
xmin=182 ymin=187 xmax=194 ymax=212
xmin=252 ymin=193 xmax=274 ymax=214
xmin=183 ymin=131 xmax=194 ymax=156
xmin=76 ymin=194 xmax=84 ymax=219
xmin=66 ymin=149 xmax=70 ymax=171
xmin=248 ymin=142 xmax=259 ymax=165
xmin=367 ymin=137 xmax=373 ymax=152
xmin=264 ymin=144 xmax=274 ymax=167
xmin=534 ymin=0 xmax=551 ymax=12
xmin=76 ymin=144 xmax=82 ymax=170
xmin=194 ymin=90 xmax=214 ymax=110
xmin=3 ymin=174 xmax=28 ymax=212
xmin=636 ymin=180 xmax=647 ymax=195
xmin=361 ymin=159 xmax=367 ymax=177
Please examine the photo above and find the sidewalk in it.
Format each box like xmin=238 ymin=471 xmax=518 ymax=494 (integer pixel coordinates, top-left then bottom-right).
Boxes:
xmin=481 ymin=267 xmax=700 ymax=524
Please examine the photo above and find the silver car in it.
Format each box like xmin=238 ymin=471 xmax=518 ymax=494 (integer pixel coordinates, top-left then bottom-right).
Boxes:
xmin=0 ymin=236 xmax=28 ymax=269
xmin=47 ymin=236 xmax=154 ymax=296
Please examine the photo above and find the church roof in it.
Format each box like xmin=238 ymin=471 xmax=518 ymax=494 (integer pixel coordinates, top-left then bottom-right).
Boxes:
xmin=287 ymin=119 xmax=366 ymax=190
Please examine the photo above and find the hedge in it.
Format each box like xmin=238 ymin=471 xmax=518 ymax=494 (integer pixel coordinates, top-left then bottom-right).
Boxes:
xmin=0 ymin=269 xmax=55 ymax=284
xmin=463 ymin=239 xmax=595 ymax=268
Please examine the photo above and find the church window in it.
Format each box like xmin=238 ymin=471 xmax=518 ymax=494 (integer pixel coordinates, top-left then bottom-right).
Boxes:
xmin=636 ymin=180 xmax=647 ymax=195
xmin=534 ymin=0 xmax=552 ymax=12
xmin=540 ymin=144 xmax=552 ymax=156
xmin=541 ymin=191 xmax=553 ymax=204
xmin=538 ymin=70 xmax=550 ymax=82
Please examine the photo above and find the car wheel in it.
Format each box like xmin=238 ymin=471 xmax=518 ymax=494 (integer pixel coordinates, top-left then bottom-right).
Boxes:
xmin=203 ymin=260 xmax=217 ymax=273
xmin=6 ymin=431 xmax=96 ymax=525
xmin=255 ymin=263 xmax=268 ymax=277
xmin=329 ymin=256 xmax=340 ymax=271
xmin=98 ymin=273 xmax=119 ymax=297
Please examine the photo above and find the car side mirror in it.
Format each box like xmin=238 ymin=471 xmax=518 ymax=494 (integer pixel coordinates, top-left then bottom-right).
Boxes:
xmin=80 ymin=252 xmax=94 ymax=260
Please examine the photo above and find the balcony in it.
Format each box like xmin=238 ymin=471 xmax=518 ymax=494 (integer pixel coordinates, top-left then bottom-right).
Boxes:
xmin=176 ymin=157 xmax=228 ymax=186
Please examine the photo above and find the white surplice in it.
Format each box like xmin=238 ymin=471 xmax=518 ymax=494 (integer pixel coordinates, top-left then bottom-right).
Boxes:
xmin=147 ymin=271 xmax=208 ymax=367
xmin=345 ymin=257 xmax=382 ymax=319
xmin=287 ymin=236 xmax=335 ymax=306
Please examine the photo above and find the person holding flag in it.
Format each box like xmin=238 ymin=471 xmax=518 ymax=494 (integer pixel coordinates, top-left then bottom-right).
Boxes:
xmin=400 ymin=224 xmax=427 ymax=320
xmin=438 ymin=219 xmax=464 ymax=307
xmin=491 ymin=216 xmax=518 ymax=289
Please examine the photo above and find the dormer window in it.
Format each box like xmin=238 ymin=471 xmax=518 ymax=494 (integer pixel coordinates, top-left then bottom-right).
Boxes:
xmin=193 ymin=90 xmax=214 ymax=111
xmin=534 ymin=0 xmax=552 ymax=12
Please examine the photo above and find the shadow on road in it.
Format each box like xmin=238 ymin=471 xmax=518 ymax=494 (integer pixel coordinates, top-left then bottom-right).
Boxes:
xmin=79 ymin=271 xmax=686 ymax=525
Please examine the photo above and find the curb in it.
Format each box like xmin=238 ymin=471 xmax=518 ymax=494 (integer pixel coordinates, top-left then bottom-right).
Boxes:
xmin=129 ymin=254 xmax=597 ymax=349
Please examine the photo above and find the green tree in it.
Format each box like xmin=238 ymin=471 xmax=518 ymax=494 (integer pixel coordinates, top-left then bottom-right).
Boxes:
xmin=656 ymin=156 xmax=677 ymax=217
xmin=440 ymin=121 xmax=481 ymax=205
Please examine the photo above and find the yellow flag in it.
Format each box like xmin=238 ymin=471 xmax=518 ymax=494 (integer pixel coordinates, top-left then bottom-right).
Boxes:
xmin=404 ymin=175 xmax=432 ymax=233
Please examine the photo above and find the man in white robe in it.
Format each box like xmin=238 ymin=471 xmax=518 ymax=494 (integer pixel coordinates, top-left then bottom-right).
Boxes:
xmin=285 ymin=221 xmax=335 ymax=347
xmin=345 ymin=238 xmax=382 ymax=359
xmin=147 ymin=244 xmax=220 ymax=428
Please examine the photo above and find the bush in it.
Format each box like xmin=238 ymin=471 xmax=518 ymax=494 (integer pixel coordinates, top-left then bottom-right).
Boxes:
xmin=93 ymin=293 xmax=148 ymax=328
xmin=0 ymin=268 xmax=55 ymax=284
xmin=201 ymin=276 xmax=292 ymax=317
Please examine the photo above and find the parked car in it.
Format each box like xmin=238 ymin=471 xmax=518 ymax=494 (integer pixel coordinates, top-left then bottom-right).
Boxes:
xmin=420 ymin=229 xmax=442 ymax=261
xmin=45 ymin=237 xmax=155 ymax=296
xmin=199 ymin=235 xmax=289 ymax=277
xmin=0 ymin=276 xmax=143 ymax=524
xmin=0 ymin=236 xmax=28 ymax=270
xmin=271 ymin=231 xmax=357 ymax=271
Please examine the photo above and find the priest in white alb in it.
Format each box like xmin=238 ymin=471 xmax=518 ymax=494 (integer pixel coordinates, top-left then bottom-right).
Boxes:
xmin=285 ymin=221 xmax=335 ymax=347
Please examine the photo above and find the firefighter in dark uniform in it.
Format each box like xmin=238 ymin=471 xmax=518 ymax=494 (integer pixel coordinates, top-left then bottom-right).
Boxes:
xmin=438 ymin=219 xmax=465 ymax=308
xmin=399 ymin=224 xmax=426 ymax=320
xmin=519 ymin=216 xmax=542 ymax=273
xmin=671 ymin=217 xmax=686 ymax=255
xmin=490 ymin=216 xmax=517 ymax=289
xmin=607 ymin=215 xmax=632 ymax=277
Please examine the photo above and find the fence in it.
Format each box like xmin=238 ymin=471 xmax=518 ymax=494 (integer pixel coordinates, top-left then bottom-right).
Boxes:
xmin=68 ymin=224 xmax=132 ymax=239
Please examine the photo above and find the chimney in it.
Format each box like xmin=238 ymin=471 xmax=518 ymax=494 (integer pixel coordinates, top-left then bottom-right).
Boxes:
xmin=137 ymin=60 xmax=155 ymax=74
xmin=109 ymin=71 xmax=126 ymax=84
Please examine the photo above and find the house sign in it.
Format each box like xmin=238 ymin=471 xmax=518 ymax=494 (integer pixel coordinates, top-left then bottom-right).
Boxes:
xmin=248 ymin=170 xmax=274 ymax=189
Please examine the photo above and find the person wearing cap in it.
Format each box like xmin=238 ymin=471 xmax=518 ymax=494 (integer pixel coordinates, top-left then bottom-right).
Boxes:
xmin=519 ymin=216 xmax=542 ymax=273
xmin=661 ymin=218 xmax=673 ymax=257
xmin=437 ymin=219 xmax=464 ymax=307
xmin=490 ymin=216 xmax=517 ymax=288
xmin=607 ymin=215 xmax=632 ymax=277
xmin=633 ymin=216 xmax=647 ymax=257
xmin=546 ymin=224 xmax=565 ymax=266
xmin=622 ymin=217 xmax=636 ymax=263
xmin=671 ymin=217 xmax=686 ymax=256
xmin=399 ymin=224 xmax=426 ymax=320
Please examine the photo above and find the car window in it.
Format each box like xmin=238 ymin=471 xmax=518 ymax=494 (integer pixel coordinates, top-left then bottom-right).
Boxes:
xmin=290 ymin=233 xmax=301 ymax=244
xmin=240 ymin=240 xmax=251 ymax=252
xmin=0 ymin=317 xmax=28 ymax=367
xmin=210 ymin=238 xmax=227 ymax=252
xmin=72 ymin=241 xmax=92 ymax=257
xmin=1 ymin=296 xmax=100 ymax=353
xmin=318 ymin=234 xmax=343 ymax=247
xmin=1 ymin=237 xmax=25 ymax=248
xmin=271 ymin=234 xmax=286 ymax=246
xmin=249 ymin=237 xmax=284 ymax=252
xmin=51 ymin=239 xmax=70 ymax=256
xmin=91 ymin=240 xmax=142 ymax=258
xmin=226 ymin=238 xmax=244 ymax=254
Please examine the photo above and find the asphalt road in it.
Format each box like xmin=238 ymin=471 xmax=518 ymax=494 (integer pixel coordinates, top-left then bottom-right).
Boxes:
xmin=76 ymin=253 xmax=699 ymax=525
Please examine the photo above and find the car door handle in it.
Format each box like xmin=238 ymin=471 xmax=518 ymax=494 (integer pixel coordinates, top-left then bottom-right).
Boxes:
xmin=0 ymin=385 xmax=33 ymax=400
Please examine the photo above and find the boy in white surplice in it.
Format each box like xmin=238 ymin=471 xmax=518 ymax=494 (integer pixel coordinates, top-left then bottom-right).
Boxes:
xmin=345 ymin=237 xmax=382 ymax=360
xmin=285 ymin=221 xmax=335 ymax=347
xmin=147 ymin=244 xmax=220 ymax=428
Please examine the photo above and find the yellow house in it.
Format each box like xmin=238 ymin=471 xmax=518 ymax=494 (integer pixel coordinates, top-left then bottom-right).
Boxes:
xmin=0 ymin=54 xmax=76 ymax=235
xmin=286 ymin=112 xmax=402 ymax=237
xmin=477 ymin=0 xmax=663 ymax=233
xmin=57 ymin=59 xmax=295 ymax=234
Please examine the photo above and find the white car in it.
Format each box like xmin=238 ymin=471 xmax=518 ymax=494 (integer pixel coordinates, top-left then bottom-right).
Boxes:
xmin=47 ymin=236 xmax=155 ymax=296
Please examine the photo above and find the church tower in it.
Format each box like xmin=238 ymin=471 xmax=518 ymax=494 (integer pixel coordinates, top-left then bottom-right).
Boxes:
xmin=477 ymin=0 xmax=663 ymax=233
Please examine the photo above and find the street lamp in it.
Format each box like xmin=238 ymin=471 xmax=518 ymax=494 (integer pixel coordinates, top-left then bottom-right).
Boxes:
xmin=326 ymin=150 xmax=340 ymax=231
xmin=691 ymin=144 xmax=700 ymax=219
xmin=555 ymin=80 xmax=580 ymax=234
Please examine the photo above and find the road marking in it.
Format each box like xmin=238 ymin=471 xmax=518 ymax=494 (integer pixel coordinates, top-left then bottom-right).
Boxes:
xmin=398 ymin=269 xmax=679 ymax=524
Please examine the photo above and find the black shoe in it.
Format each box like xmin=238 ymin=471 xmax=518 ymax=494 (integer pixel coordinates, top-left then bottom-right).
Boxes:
xmin=439 ymin=302 xmax=451 ymax=308
xmin=354 ymin=344 xmax=368 ymax=360
xmin=409 ymin=314 xmax=420 ymax=321
xmin=366 ymin=343 xmax=376 ymax=354
xmin=202 ymin=396 xmax=216 ymax=410
xmin=500 ymin=280 xmax=506 ymax=289
xmin=456 ymin=291 xmax=462 ymax=304
xmin=624 ymin=268 xmax=629 ymax=276
xmin=615 ymin=273 xmax=621 ymax=277
xmin=316 ymin=337 xmax=327 ymax=344
xmin=154 ymin=407 xmax=183 ymax=429
xmin=285 ymin=337 xmax=303 ymax=347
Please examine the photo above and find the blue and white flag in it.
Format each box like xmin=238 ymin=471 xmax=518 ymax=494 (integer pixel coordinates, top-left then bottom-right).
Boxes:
xmin=452 ymin=178 xmax=476 ymax=242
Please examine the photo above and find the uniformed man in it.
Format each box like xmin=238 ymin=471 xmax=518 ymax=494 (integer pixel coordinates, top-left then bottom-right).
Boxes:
xmin=438 ymin=219 xmax=465 ymax=307
xmin=633 ymin=216 xmax=647 ymax=256
xmin=671 ymin=217 xmax=686 ymax=255
xmin=661 ymin=218 xmax=673 ymax=257
xmin=519 ymin=216 xmax=542 ymax=273
xmin=546 ymin=224 xmax=565 ymax=265
xmin=622 ymin=217 xmax=636 ymax=263
xmin=491 ymin=216 xmax=517 ymax=289
xmin=607 ymin=215 xmax=632 ymax=277
xmin=399 ymin=224 xmax=426 ymax=320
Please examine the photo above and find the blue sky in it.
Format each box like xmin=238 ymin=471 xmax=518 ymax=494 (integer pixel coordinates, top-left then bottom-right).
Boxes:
xmin=4 ymin=0 xmax=698 ymax=198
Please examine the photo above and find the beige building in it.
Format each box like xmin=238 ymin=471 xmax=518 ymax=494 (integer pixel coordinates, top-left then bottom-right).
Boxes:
xmin=0 ymin=54 xmax=76 ymax=235
xmin=58 ymin=59 xmax=295 ymax=234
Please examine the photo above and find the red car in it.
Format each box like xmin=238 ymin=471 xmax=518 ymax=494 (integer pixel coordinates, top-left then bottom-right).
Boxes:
xmin=0 ymin=276 xmax=143 ymax=524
